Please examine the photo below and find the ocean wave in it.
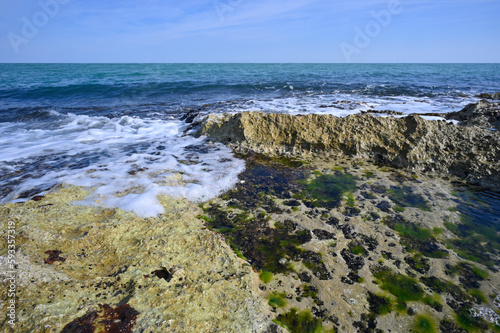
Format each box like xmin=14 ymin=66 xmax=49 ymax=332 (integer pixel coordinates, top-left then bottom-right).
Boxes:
xmin=0 ymin=112 xmax=245 ymax=217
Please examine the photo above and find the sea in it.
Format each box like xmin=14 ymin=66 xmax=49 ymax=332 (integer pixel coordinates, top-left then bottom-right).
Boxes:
xmin=1 ymin=63 xmax=499 ymax=217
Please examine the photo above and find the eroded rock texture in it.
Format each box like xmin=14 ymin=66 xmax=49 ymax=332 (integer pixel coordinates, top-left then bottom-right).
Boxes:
xmin=196 ymin=111 xmax=499 ymax=188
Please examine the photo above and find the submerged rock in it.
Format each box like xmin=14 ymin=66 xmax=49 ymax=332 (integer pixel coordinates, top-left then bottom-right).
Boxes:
xmin=196 ymin=112 xmax=500 ymax=188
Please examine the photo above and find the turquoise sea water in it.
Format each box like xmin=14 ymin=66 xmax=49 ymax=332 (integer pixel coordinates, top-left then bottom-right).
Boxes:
xmin=1 ymin=63 xmax=499 ymax=117
xmin=0 ymin=63 xmax=499 ymax=216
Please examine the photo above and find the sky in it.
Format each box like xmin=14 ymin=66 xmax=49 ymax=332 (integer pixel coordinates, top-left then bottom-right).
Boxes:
xmin=0 ymin=0 xmax=499 ymax=63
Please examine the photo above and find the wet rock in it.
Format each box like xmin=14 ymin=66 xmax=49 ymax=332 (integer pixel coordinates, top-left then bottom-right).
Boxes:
xmin=404 ymin=255 xmax=430 ymax=274
xmin=297 ymin=250 xmax=332 ymax=280
xmin=341 ymin=248 xmax=365 ymax=272
xmin=312 ymin=229 xmax=336 ymax=240
xmin=383 ymin=214 xmax=448 ymax=258
xmin=362 ymin=109 xmax=405 ymax=116
xmin=340 ymin=276 xmax=355 ymax=285
xmin=44 ymin=250 xmax=66 ymax=264
xmin=376 ymin=201 xmax=392 ymax=213
xmin=326 ymin=216 xmax=340 ymax=228
xmin=445 ymin=263 xmax=486 ymax=290
xmin=439 ymin=319 xmax=468 ymax=333
xmin=353 ymin=313 xmax=382 ymax=333
xmin=370 ymin=184 xmax=387 ymax=194
xmin=343 ymin=206 xmax=361 ymax=217
xmin=62 ymin=304 xmax=139 ymax=333
xmin=475 ymin=93 xmax=493 ymax=99
xmin=360 ymin=191 xmax=377 ymax=199
xmin=151 ymin=268 xmax=173 ymax=282
xmin=381 ymin=251 xmax=395 ymax=260
xmin=339 ymin=224 xmax=356 ymax=239
xmin=420 ymin=276 xmax=469 ymax=303
xmin=180 ymin=110 xmax=200 ymax=124
xmin=358 ymin=234 xmax=379 ymax=252
xmin=283 ymin=199 xmax=301 ymax=207
xmin=446 ymin=99 xmax=500 ymax=130
xmin=367 ymin=292 xmax=392 ymax=316
xmin=298 ymin=271 xmax=312 ymax=283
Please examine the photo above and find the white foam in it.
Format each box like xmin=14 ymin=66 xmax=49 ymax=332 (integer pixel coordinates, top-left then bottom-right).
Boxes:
xmin=0 ymin=111 xmax=245 ymax=217
xmin=222 ymin=93 xmax=474 ymax=119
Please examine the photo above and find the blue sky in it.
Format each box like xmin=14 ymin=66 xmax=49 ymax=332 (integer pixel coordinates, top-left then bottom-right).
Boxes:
xmin=1 ymin=0 xmax=499 ymax=63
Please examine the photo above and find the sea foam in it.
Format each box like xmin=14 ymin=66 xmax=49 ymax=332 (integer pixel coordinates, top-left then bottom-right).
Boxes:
xmin=0 ymin=111 xmax=245 ymax=217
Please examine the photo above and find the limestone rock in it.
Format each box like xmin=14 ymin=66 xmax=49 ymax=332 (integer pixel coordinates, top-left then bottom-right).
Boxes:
xmin=0 ymin=186 xmax=273 ymax=333
xmin=196 ymin=112 xmax=500 ymax=188
xmin=446 ymin=100 xmax=500 ymax=129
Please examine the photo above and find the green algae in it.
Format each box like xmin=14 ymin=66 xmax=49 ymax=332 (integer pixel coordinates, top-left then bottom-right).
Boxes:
xmin=445 ymin=219 xmax=500 ymax=267
xmin=392 ymin=220 xmax=433 ymax=241
xmin=422 ymin=295 xmax=443 ymax=312
xmin=419 ymin=276 xmax=470 ymax=305
xmin=445 ymin=262 xmax=488 ymax=286
xmin=383 ymin=215 xmax=448 ymax=258
xmin=381 ymin=274 xmax=424 ymax=302
xmin=199 ymin=155 xmax=314 ymax=276
xmin=268 ymin=292 xmax=287 ymax=308
xmin=363 ymin=170 xmax=376 ymax=178
xmin=387 ymin=186 xmax=431 ymax=211
xmin=196 ymin=214 xmax=214 ymax=223
xmin=367 ymin=292 xmax=392 ymax=316
xmin=349 ymin=245 xmax=366 ymax=256
xmin=302 ymin=284 xmax=319 ymax=299
xmin=432 ymin=227 xmax=442 ymax=235
xmin=345 ymin=193 xmax=356 ymax=207
xmin=455 ymin=307 xmax=489 ymax=332
xmin=405 ymin=254 xmax=430 ymax=274
xmin=469 ymin=289 xmax=487 ymax=303
xmin=229 ymin=242 xmax=247 ymax=260
xmin=274 ymin=308 xmax=336 ymax=333
xmin=373 ymin=267 xmax=424 ymax=306
xmin=413 ymin=315 xmax=437 ymax=333
xmin=259 ymin=270 xmax=274 ymax=284
xmin=302 ymin=172 xmax=357 ymax=208
xmin=445 ymin=188 xmax=500 ymax=267
xmin=393 ymin=206 xmax=405 ymax=212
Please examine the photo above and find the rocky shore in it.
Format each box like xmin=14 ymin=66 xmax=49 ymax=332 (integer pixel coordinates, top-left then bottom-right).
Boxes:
xmin=0 ymin=187 xmax=275 ymax=333
xmin=1 ymin=99 xmax=500 ymax=333
xmin=195 ymin=100 xmax=500 ymax=189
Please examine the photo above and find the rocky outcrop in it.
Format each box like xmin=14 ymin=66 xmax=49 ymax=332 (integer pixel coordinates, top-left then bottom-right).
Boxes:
xmin=0 ymin=186 xmax=274 ymax=333
xmin=475 ymin=92 xmax=500 ymax=100
xmin=446 ymin=100 xmax=500 ymax=130
xmin=196 ymin=112 xmax=500 ymax=188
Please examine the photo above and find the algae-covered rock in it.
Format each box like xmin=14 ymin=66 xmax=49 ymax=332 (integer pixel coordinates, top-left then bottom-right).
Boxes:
xmin=196 ymin=112 xmax=500 ymax=188
xmin=0 ymin=186 xmax=273 ymax=333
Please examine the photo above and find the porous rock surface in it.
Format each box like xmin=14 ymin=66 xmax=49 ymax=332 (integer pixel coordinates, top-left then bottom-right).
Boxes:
xmin=196 ymin=111 xmax=500 ymax=188
xmin=0 ymin=186 xmax=275 ymax=333
xmin=446 ymin=99 xmax=500 ymax=130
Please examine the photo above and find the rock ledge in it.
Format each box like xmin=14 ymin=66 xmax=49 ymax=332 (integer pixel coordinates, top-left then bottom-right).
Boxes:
xmin=196 ymin=111 xmax=499 ymax=188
